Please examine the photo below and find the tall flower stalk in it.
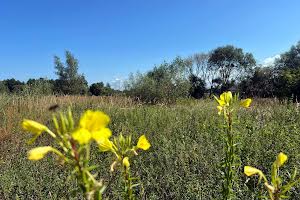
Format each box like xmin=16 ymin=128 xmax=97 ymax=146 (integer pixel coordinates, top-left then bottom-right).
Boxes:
xmin=214 ymin=91 xmax=252 ymax=199
xmin=23 ymin=109 xmax=109 ymax=199
xmin=98 ymin=134 xmax=151 ymax=200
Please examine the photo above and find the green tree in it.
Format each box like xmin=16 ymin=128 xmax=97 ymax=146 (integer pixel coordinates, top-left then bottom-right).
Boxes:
xmin=188 ymin=74 xmax=206 ymax=99
xmin=89 ymin=82 xmax=116 ymax=96
xmin=89 ymin=82 xmax=104 ymax=96
xmin=125 ymin=57 xmax=190 ymax=104
xmin=239 ymin=67 xmax=275 ymax=97
xmin=54 ymin=51 xmax=88 ymax=95
xmin=3 ymin=78 xmax=25 ymax=93
xmin=275 ymin=41 xmax=300 ymax=100
xmin=208 ymin=45 xmax=256 ymax=92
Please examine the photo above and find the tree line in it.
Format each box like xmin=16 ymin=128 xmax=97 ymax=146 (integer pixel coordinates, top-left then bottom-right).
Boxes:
xmin=1 ymin=41 xmax=300 ymax=102
xmin=0 ymin=51 xmax=120 ymax=96
xmin=125 ymin=41 xmax=300 ymax=103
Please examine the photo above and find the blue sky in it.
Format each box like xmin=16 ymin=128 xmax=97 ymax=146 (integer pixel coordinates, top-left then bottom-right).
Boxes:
xmin=1 ymin=0 xmax=300 ymax=86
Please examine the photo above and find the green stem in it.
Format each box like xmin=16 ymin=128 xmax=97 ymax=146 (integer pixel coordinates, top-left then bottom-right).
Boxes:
xmin=123 ymin=166 xmax=134 ymax=200
xmin=223 ymin=111 xmax=235 ymax=200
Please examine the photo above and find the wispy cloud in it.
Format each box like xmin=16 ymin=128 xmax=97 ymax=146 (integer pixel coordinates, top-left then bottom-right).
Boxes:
xmin=110 ymin=76 xmax=126 ymax=90
xmin=262 ymin=54 xmax=280 ymax=67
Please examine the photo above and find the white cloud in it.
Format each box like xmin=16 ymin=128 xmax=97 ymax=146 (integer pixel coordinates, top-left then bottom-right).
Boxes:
xmin=110 ymin=76 xmax=126 ymax=90
xmin=262 ymin=54 xmax=280 ymax=67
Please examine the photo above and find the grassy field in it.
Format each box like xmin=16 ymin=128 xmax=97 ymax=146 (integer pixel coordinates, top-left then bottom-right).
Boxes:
xmin=0 ymin=95 xmax=300 ymax=199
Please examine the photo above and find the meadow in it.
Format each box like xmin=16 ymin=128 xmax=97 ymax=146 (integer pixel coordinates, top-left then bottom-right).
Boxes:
xmin=0 ymin=94 xmax=300 ymax=199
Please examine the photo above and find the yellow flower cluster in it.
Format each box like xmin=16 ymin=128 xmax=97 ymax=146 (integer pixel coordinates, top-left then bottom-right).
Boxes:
xmin=22 ymin=109 xmax=151 ymax=165
xmin=104 ymin=134 xmax=151 ymax=170
xmin=214 ymin=91 xmax=233 ymax=107
xmin=22 ymin=109 xmax=151 ymax=198
xmin=72 ymin=110 xmax=112 ymax=145
xmin=214 ymin=91 xmax=252 ymax=115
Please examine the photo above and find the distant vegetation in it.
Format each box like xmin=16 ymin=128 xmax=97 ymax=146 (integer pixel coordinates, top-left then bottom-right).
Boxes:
xmin=0 ymin=51 xmax=121 ymax=97
xmin=1 ymin=42 xmax=300 ymax=103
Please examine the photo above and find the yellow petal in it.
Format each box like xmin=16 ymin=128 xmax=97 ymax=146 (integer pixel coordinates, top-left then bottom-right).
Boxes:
xmin=220 ymin=92 xmax=226 ymax=101
xmin=122 ymin=157 xmax=130 ymax=169
xmin=219 ymin=91 xmax=232 ymax=105
xmin=217 ymin=106 xmax=223 ymax=115
xmin=244 ymin=166 xmax=263 ymax=177
xmin=276 ymin=152 xmax=288 ymax=167
xmin=214 ymin=96 xmax=226 ymax=106
xmin=240 ymin=98 xmax=252 ymax=108
xmin=92 ymin=128 xmax=112 ymax=142
xmin=137 ymin=135 xmax=151 ymax=150
xmin=225 ymin=91 xmax=233 ymax=102
xmin=79 ymin=110 xmax=110 ymax=132
xmin=72 ymin=128 xmax=92 ymax=145
xmin=22 ymin=119 xmax=48 ymax=135
xmin=98 ymin=137 xmax=114 ymax=152
xmin=28 ymin=146 xmax=54 ymax=161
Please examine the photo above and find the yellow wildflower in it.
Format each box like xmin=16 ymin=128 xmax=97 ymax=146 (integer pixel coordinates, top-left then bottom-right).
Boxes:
xmin=214 ymin=95 xmax=226 ymax=106
xmin=136 ymin=135 xmax=151 ymax=150
xmin=79 ymin=110 xmax=110 ymax=132
xmin=240 ymin=98 xmax=252 ymax=108
xmin=122 ymin=157 xmax=130 ymax=169
xmin=72 ymin=128 xmax=92 ymax=145
xmin=78 ymin=110 xmax=112 ymax=143
xmin=98 ymin=137 xmax=114 ymax=152
xmin=28 ymin=146 xmax=54 ymax=161
xmin=92 ymin=128 xmax=112 ymax=142
xmin=275 ymin=152 xmax=288 ymax=167
xmin=221 ymin=91 xmax=232 ymax=104
xmin=22 ymin=119 xmax=48 ymax=136
xmin=244 ymin=166 xmax=264 ymax=177
xmin=214 ymin=91 xmax=232 ymax=107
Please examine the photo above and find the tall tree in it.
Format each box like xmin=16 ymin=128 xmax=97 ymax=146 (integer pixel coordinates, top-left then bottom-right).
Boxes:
xmin=274 ymin=41 xmax=300 ymax=100
xmin=54 ymin=51 xmax=88 ymax=95
xmin=187 ymin=53 xmax=211 ymax=83
xmin=188 ymin=74 xmax=206 ymax=99
xmin=186 ymin=53 xmax=210 ymax=98
xmin=239 ymin=66 xmax=275 ymax=97
xmin=208 ymin=45 xmax=256 ymax=91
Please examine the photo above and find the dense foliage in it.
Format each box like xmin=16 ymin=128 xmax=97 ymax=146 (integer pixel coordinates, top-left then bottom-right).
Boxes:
xmin=125 ymin=57 xmax=191 ymax=103
xmin=89 ymin=82 xmax=116 ymax=96
xmin=1 ymin=42 xmax=300 ymax=102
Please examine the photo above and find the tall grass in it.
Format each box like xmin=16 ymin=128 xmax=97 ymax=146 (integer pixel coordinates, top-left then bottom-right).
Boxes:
xmin=0 ymin=95 xmax=300 ymax=199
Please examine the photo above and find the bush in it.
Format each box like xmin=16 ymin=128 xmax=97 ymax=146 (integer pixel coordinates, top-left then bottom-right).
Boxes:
xmin=125 ymin=57 xmax=191 ymax=104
